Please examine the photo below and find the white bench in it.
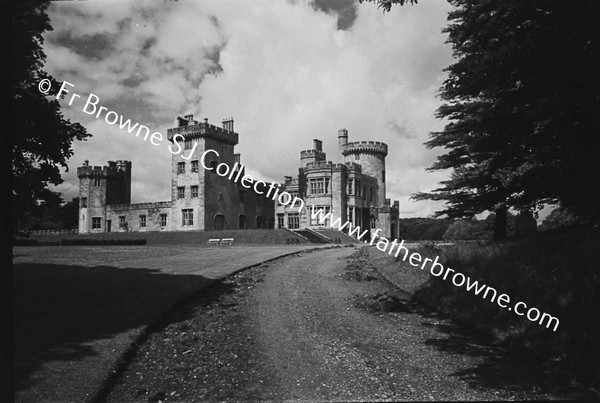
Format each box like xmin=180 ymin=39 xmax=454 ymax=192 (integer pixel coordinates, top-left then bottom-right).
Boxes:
xmin=220 ymin=238 xmax=234 ymax=246
xmin=207 ymin=238 xmax=221 ymax=245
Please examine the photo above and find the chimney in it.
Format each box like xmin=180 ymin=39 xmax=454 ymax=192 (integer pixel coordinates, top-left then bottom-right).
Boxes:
xmin=222 ymin=117 xmax=234 ymax=132
xmin=284 ymin=176 xmax=292 ymax=184
xmin=313 ymin=139 xmax=323 ymax=152
xmin=184 ymin=114 xmax=194 ymax=122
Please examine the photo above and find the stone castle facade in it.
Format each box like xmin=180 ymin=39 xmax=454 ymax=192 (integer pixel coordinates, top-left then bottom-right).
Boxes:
xmin=78 ymin=116 xmax=275 ymax=233
xmin=275 ymin=130 xmax=399 ymax=239
xmin=78 ymin=117 xmax=398 ymax=238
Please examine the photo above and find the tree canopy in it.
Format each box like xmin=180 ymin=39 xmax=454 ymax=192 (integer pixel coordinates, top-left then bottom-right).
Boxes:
xmin=11 ymin=1 xmax=91 ymax=235
xmin=407 ymin=0 xmax=600 ymax=238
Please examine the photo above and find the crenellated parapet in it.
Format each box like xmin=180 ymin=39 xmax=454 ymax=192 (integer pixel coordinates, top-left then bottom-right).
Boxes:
xmin=167 ymin=115 xmax=239 ymax=146
xmin=342 ymin=141 xmax=388 ymax=157
xmin=77 ymin=160 xmax=131 ymax=179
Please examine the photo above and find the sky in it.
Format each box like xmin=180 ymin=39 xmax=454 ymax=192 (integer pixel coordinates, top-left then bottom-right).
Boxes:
xmin=43 ymin=0 xmax=458 ymax=218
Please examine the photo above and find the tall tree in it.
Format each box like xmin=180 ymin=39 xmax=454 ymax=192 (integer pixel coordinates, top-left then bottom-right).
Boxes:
xmin=410 ymin=0 xmax=600 ymax=239
xmin=11 ymin=1 xmax=90 ymax=235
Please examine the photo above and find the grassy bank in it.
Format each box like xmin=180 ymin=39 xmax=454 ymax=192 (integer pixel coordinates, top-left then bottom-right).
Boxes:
xmin=369 ymin=234 xmax=600 ymax=389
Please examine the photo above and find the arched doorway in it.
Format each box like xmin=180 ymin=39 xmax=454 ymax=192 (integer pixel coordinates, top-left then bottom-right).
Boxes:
xmin=214 ymin=214 xmax=225 ymax=231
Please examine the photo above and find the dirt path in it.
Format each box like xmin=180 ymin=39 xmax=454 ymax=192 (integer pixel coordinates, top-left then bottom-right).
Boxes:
xmin=107 ymin=247 xmax=559 ymax=401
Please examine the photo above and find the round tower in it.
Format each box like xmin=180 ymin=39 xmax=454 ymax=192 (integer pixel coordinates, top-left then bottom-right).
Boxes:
xmin=342 ymin=141 xmax=388 ymax=206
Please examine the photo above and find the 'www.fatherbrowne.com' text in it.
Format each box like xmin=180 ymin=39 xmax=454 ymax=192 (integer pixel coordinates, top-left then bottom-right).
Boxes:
xmin=310 ymin=207 xmax=560 ymax=332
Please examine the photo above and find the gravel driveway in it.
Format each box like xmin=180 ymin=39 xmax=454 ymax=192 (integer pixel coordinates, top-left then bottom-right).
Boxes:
xmin=107 ymin=247 xmax=561 ymax=401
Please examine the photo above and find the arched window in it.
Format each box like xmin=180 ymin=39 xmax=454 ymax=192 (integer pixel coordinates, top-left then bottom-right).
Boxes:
xmin=370 ymin=215 xmax=377 ymax=230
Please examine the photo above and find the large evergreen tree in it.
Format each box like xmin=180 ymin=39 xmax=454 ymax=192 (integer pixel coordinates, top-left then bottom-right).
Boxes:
xmin=377 ymin=0 xmax=600 ymax=239
xmin=11 ymin=1 xmax=91 ymax=235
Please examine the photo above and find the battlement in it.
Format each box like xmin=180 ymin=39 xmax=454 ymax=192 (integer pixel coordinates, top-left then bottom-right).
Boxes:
xmin=107 ymin=201 xmax=172 ymax=211
xmin=167 ymin=116 xmax=239 ymax=146
xmin=300 ymin=149 xmax=327 ymax=159
xmin=77 ymin=160 xmax=131 ymax=179
xmin=342 ymin=141 xmax=388 ymax=157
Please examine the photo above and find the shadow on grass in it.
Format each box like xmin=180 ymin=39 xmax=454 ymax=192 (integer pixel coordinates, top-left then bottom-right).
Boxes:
xmin=13 ymin=262 xmax=214 ymax=393
xmin=412 ymin=305 xmax=593 ymax=399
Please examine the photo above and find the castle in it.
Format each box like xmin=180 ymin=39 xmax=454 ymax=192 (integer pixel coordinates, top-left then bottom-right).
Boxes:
xmin=78 ymin=116 xmax=399 ymax=238
xmin=78 ymin=116 xmax=276 ymax=233
xmin=275 ymin=130 xmax=399 ymax=239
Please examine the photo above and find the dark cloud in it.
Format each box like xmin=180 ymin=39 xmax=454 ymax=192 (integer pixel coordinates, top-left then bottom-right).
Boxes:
xmin=313 ymin=0 xmax=358 ymax=30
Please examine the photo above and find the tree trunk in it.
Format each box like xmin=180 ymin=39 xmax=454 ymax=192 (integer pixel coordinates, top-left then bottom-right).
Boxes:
xmin=494 ymin=203 xmax=507 ymax=241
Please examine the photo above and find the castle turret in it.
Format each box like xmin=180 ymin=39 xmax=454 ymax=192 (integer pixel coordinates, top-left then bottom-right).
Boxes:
xmin=338 ymin=128 xmax=348 ymax=162
xmin=342 ymin=140 xmax=388 ymax=207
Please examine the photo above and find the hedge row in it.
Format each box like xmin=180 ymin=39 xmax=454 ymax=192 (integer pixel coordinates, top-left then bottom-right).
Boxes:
xmin=14 ymin=238 xmax=147 ymax=246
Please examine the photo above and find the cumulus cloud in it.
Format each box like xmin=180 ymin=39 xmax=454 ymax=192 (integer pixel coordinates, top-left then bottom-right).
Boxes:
xmin=46 ymin=0 xmax=454 ymax=217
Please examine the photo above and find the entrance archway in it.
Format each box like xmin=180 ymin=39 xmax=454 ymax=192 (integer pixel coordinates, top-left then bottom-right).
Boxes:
xmin=214 ymin=214 xmax=225 ymax=231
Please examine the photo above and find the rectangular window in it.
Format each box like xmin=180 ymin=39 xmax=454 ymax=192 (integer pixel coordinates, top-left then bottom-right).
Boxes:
xmin=356 ymin=182 xmax=361 ymax=197
xmin=309 ymin=179 xmax=326 ymax=195
xmin=119 ymin=216 xmax=126 ymax=230
xmin=348 ymin=179 xmax=354 ymax=195
xmin=177 ymin=186 xmax=185 ymax=199
xmin=184 ymin=139 xmax=193 ymax=150
xmin=239 ymin=214 xmax=246 ymax=229
xmin=139 ymin=215 xmax=146 ymax=228
xmin=191 ymin=160 xmax=199 ymax=173
xmin=256 ymin=216 xmax=263 ymax=229
xmin=81 ymin=197 xmax=87 ymax=208
xmin=288 ymin=213 xmax=300 ymax=229
xmin=92 ymin=217 xmax=101 ymax=229
xmin=177 ymin=162 xmax=185 ymax=174
xmin=277 ymin=214 xmax=285 ymax=229
xmin=191 ymin=185 xmax=199 ymax=198
xmin=348 ymin=207 xmax=354 ymax=225
xmin=160 ymin=214 xmax=167 ymax=227
xmin=310 ymin=206 xmax=330 ymax=226
xmin=182 ymin=209 xmax=193 ymax=226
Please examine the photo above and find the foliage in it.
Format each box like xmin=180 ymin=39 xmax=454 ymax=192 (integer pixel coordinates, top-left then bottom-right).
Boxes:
xmin=398 ymin=218 xmax=453 ymax=240
xmin=358 ymin=0 xmax=418 ymax=13
xmin=409 ymin=235 xmax=600 ymax=387
xmin=11 ymin=1 xmax=91 ymax=235
xmin=412 ymin=0 xmax=600 ymax=237
xmin=538 ymin=205 xmax=582 ymax=232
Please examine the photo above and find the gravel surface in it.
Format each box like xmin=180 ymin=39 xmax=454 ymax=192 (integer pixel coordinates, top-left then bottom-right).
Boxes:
xmin=106 ymin=247 xmax=563 ymax=401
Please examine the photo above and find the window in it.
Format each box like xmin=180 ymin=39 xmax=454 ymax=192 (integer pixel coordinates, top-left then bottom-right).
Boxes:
xmin=363 ymin=185 xmax=366 ymax=200
xmin=191 ymin=185 xmax=199 ymax=198
xmin=177 ymin=186 xmax=185 ymax=199
xmin=310 ymin=206 xmax=330 ymax=226
xmin=177 ymin=162 xmax=185 ymax=174
xmin=139 ymin=215 xmax=146 ymax=228
xmin=184 ymin=139 xmax=194 ymax=150
xmin=92 ymin=217 xmax=101 ymax=229
xmin=370 ymin=188 xmax=374 ymax=203
xmin=160 ymin=214 xmax=167 ymax=227
xmin=81 ymin=197 xmax=87 ymax=208
xmin=119 ymin=216 xmax=126 ymax=230
xmin=348 ymin=207 xmax=354 ymax=225
xmin=288 ymin=213 xmax=300 ymax=229
xmin=309 ymin=178 xmax=328 ymax=195
xmin=277 ymin=214 xmax=285 ymax=229
xmin=370 ymin=215 xmax=377 ymax=230
xmin=356 ymin=182 xmax=361 ymax=197
xmin=191 ymin=160 xmax=199 ymax=173
xmin=348 ymin=179 xmax=354 ymax=195
xmin=239 ymin=214 xmax=246 ymax=229
xmin=182 ymin=209 xmax=193 ymax=226
xmin=355 ymin=153 xmax=360 ymax=160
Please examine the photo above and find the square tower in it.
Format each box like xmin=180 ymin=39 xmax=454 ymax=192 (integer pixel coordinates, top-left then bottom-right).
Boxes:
xmin=167 ymin=115 xmax=240 ymax=231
